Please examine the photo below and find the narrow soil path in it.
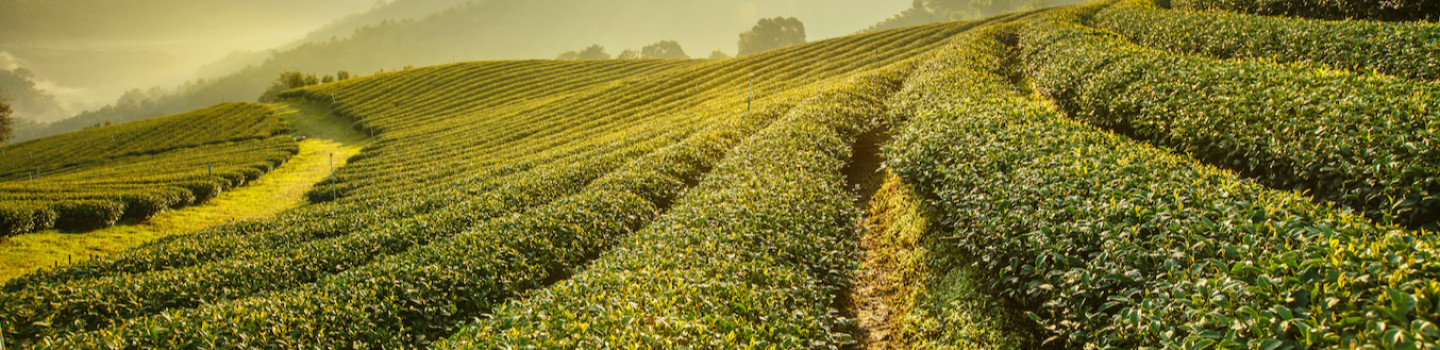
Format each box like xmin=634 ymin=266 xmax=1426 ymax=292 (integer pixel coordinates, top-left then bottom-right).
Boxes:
xmin=0 ymin=100 xmax=366 ymax=282
xmin=839 ymin=125 xmax=893 ymax=349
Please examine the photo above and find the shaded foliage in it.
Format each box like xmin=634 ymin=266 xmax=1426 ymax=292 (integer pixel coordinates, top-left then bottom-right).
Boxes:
xmin=557 ymin=44 xmax=612 ymax=60
xmin=738 ymin=17 xmax=807 ymax=55
xmin=640 ymin=40 xmax=688 ymax=59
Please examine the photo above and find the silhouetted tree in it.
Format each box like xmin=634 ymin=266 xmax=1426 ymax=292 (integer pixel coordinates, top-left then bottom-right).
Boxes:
xmin=558 ymin=45 xmax=611 ymax=60
xmin=0 ymin=97 xmax=13 ymax=146
xmin=913 ymin=0 xmax=1060 ymax=21
xmin=618 ymin=49 xmax=640 ymax=59
xmin=0 ymin=68 xmax=70 ymax=122
xmin=337 ymin=71 xmax=352 ymax=81
xmin=576 ymin=45 xmax=611 ymax=60
xmin=738 ymin=17 xmax=806 ymax=56
xmin=322 ymin=75 xmax=335 ymax=84
xmin=259 ymin=71 xmax=316 ymax=102
xmin=280 ymin=72 xmax=308 ymax=90
xmin=708 ymin=50 xmax=731 ymax=59
xmin=641 ymin=40 xmax=688 ymax=59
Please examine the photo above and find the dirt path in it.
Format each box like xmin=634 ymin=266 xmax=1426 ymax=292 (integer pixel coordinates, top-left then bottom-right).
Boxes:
xmin=0 ymin=101 xmax=366 ymax=282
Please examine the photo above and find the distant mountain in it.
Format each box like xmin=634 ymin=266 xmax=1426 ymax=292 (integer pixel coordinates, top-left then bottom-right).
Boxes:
xmin=283 ymin=0 xmax=479 ymax=49
xmin=196 ymin=0 xmax=478 ymax=80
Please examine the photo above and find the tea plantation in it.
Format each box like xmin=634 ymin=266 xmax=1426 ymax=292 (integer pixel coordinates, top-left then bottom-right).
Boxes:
xmin=1 ymin=0 xmax=1437 ymax=348
xmin=0 ymin=103 xmax=297 ymax=236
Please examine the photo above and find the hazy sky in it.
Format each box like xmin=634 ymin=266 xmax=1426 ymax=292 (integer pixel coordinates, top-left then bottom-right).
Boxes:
xmin=0 ymin=0 xmax=378 ymax=110
xmin=0 ymin=0 xmax=910 ymax=115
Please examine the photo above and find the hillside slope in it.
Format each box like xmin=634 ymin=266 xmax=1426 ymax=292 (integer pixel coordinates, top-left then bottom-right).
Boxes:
xmin=3 ymin=0 xmax=1440 ymax=349
xmin=0 ymin=100 xmax=367 ymax=282
xmin=0 ymin=103 xmax=298 ymax=235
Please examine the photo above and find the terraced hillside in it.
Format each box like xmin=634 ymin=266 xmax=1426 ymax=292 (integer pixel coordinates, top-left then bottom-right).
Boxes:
xmin=2 ymin=0 xmax=1438 ymax=348
xmin=0 ymin=103 xmax=298 ymax=235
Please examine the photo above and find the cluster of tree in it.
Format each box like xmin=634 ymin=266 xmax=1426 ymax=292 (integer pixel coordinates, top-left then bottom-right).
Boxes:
xmin=259 ymin=70 xmax=354 ymax=102
xmin=867 ymin=0 xmax=1082 ymax=32
xmin=0 ymin=97 xmax=13 ymax=146
xmin=0 ymin=68 xmax=71 ymax=123
xmin=558 ymin=40 xmax=692 ymax=60
xmin=556 ymin=45 xmax=611 ymax=60
xmin=640 ymin=41 xmax=688 ymax=59
xmin=738 ymin=17 xmax=807 ymax=56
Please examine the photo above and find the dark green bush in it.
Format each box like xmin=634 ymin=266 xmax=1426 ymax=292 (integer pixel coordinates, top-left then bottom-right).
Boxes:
xmin=51 ymin=201 xmax=125 ymax=231
xmin=0 ymin=203 xmax=43 ymax=237
xmin=178 ymin=181 xmax=224 ymax=203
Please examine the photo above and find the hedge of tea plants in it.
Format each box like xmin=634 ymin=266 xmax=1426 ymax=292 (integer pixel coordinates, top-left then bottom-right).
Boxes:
xmin=883 ymin=17 xmax=1440 ymax=350
xmin=39 ymin=92 xmax=798 ymax=349
xmin=1025 ymin=17 xmax=1440 ymax=229
xmin=1098 ymin=0 xmax=1440 ymax=80
xmin=1 ymin=124 xmax=696 ymax=342
xmin=435 ymin=64 xmax=913 ymax=349
xmin=2 ymin=17 xmax=987 ymax=349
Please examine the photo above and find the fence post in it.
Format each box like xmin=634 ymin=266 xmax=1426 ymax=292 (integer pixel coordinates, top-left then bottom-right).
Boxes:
xmin=330 ymin=153 xmax=337 ymax=201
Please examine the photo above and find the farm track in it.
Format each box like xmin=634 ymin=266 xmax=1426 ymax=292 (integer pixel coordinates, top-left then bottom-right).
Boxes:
xmin=0 ymin=101 xmax=367 ymax=283
xmin=839 ymin=124 xmax=893 ymax=350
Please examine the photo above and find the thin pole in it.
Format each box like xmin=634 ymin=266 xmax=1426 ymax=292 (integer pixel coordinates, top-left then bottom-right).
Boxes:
xmin=330 ymin=153 xmax=337 ymax=201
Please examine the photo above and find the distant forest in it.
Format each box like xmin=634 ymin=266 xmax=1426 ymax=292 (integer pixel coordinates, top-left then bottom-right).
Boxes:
xmin=866 ymin=0 xmax=1087 ymax=32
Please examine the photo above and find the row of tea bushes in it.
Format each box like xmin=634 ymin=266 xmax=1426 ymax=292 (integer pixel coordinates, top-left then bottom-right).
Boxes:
xmin=0 ymin=103 xmax=289 ymax=180
xmin=1025 ymin=18 xmax=1440 ymax=229
xmin=1098 ymin=0 xmax=1440 ymax=80
xmin=437 ymin=68 xmax=910 ymax=349
xmin=877 ymin=22 xmax=1054 ymax=349
xmin=1171 ymin=0 xmax=1440 ymax=22
xmin=0 ymin=104 xmax=298 ymax=236
xmin=888 ymin=20 xmax=1440 ymax=350
xmin=0 ymin=121 xmax=697 ymax=343
xmin=39 ymin=96 xmax=794 ymax=349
